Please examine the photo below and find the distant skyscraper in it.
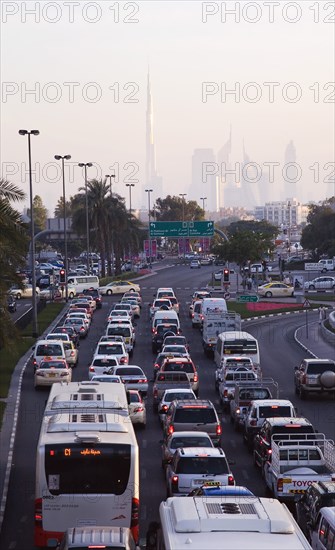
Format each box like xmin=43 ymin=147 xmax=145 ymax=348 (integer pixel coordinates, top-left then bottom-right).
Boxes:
xmin=283 ymin=140 xmax=297 ymax=201
xmin=190 ymin=148 xmax=219 ymax=212
xmin=240 ymin=140 xmax=258 ymax=209
xmin=217 ymin=125 xmax=232 ymax=208
xmin=144 ymin=69 xmax=163 ymax=206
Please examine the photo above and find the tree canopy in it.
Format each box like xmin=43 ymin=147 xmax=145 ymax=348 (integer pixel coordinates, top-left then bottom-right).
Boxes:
xmin=154 ymin=195 xmax=204 ymax=221
xmin=300 ymin=199 xmax=335 ymax=259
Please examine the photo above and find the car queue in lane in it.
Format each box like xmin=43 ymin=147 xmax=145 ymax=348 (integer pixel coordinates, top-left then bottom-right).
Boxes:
xmin=1 ymin=263 xmax=334 ymax=550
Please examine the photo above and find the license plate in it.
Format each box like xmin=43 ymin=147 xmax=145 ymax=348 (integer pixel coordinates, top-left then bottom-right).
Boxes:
xmin=48 ymin=373 xmax=56 ymax=377
xmin=194 ymin=479 xmax=216 ymax=485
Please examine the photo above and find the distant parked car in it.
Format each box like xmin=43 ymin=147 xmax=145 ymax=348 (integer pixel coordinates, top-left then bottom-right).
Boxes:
xmin=8 ymin=284 xmax=40 ymax=299
xmin=190 ymin=260 xmax=201 ymax=269
xmin=304 ymin=276 xmax=335 ymax=290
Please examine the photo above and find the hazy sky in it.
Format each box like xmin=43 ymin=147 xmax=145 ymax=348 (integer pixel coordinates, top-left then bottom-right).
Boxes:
xmin=1 ymin=0 xmax=334 ymax=215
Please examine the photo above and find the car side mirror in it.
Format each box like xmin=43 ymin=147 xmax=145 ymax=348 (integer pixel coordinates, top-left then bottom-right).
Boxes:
xmin=294 ymin=366 xmax=298 ymax=371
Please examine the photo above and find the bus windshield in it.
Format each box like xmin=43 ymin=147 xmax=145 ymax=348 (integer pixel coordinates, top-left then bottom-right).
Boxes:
xmin=45 ymin=443 xmax=131 ymax=495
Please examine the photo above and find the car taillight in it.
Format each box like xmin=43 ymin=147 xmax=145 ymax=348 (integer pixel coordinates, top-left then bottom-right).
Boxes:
xmin=89 ymin=366 xmax=95 ymax=373
xmin=267 ymin=448 xmax=272 ymax=456
xmin=162 ymin=405 xmax=168 ymax=412
xmin=168 ymin=424 xmax=174 ymax=435
xmin=138 ymin=378 xmax=147 ymax=384
xmin=70 ymin=351 xmax=75 ymax=357
xmin=171 ymin=475 xmax=179 ymax=491
xmin=134 ymin=406 xmax=144 ymax=413
xmin=35 ymin=498 xmax=42 ymax=525
xmin=80 ymin=327 xmax=85 ymax=332
xmin=153 ymin=388 xmax=158 ymax=398
xmin=191 ymin=313 xmax=194 ymax=318
xmin=131 ymin=497 xmax=139 ymax=543
xmin=193 ymin=373 xmax=198 ymax=383
xmin=228 ymin=475 xmax=235 ymax=486
xmin=236 ymin=408 xmax=240 ymax=415
xmin=277 ymin=478 xmax=284 ymax=492
xmin=120 ymin=357 xmax=126 ymax=364
xmin=223 ymin=389 xmax=228 ymax=397
xmin=250 ymin=419 xmax=257 ymax=426
xmin=216 ymin=424 xmax=222 ymax=436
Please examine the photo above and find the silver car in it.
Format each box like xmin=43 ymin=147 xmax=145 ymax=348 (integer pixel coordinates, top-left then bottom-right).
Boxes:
xmin=304 ymin=276 xmax=335 ymax=290
xmin=110 ymin=365 xmax=148 ymax=395
xmin=161 ymin=431 xmax=214 ymax=468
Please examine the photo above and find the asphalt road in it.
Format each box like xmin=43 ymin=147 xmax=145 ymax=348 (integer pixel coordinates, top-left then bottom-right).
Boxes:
xmin=0 ymin=263 xmax=333 ymax=549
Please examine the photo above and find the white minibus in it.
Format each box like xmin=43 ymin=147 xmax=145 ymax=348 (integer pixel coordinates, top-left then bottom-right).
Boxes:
xmin=67 ymin=275 xmax=99 ymax=294
xmin=214 ymin=330 xmax=260 ymax=368
xmin=35 ymin=384 xmax=139 ymax=548
xmin=155 ymin=496 xmax=311 ymax=549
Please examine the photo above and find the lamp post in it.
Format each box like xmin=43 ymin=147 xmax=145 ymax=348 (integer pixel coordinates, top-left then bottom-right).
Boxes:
xmin=200 ymin=196 xmax=207 ymax=214
xmin=78 ymin=162 xmax=93 ymax=274
xmin=179 ymin=193 xmax=187 ymax=258
xmin=19 ymin=129 xmax=39 ymax=337
xmin=145 ymin=189 xmax=153 ymax=267
xmin=287 ymin=200 xmax=291 ymax=255
xmin=126 ymin=184 xmax=135 ymax=266
xmin=55 ymin=154 xmax=71 ymax=301
xmin=106 ymin=172 xmax=116 ymax=275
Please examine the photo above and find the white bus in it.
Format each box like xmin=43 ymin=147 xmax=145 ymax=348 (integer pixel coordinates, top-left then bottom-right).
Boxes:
xmin=66 ymin=275 xmax=99 ymax=294
xmin=35 ymin=383 xmax=139 ymax=548
xmin=214 ymin=330 xmax=260 ymax=368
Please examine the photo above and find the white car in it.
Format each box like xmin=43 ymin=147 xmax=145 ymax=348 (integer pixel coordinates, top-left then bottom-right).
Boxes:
xmin=123 ymin=291 xmax=142 ymax=307
xmin=161 ymin=431 xmax=213 ymax=468
xmin=34 ymin=359 xmax=72 ymax=388
xmin=107 ymin=310 xmax=132 ymax=324
xmin=109 ymin=365 xmax=148 ymax=395
xmin=88 ymin=355 xmax=120 ymax=379
xmin=99 ymin=280 xmax=140 ymax=295
xmin=149 ymin=298 xmax=172 ymax=319
xmin=93 ymin=342 xmax=128 ymax=364
xmin=127 ymin=389 xmax=146 ymax=427
xmin=304 ymin=276 xmax=335 ymax=290
xmin=121 ymin=297 xmax=141 ymax=318
xmin=158 ymin=388 xmax=197 ymax=424
xmin=8 ymin=284 xmax=40 ymax=299
xmin=90 ymin=374 xmax=122 ymax=383
xmin=166 ymin=447 xmax=234 ymax=496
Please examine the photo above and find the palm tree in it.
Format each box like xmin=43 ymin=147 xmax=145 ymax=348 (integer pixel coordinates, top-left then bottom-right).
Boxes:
xmin=0 ymin=179 xmax=28 ymax=347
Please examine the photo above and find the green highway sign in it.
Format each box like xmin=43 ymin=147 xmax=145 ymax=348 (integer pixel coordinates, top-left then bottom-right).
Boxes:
xmin=188 ymin=221 xmax=214 ymax=237
xmin=149 ymin=221 xmax=188 ymax=238
xmin=237 ymin=295 xmax=259 ymax=303
xmin=149 ymin=220 xmax=214 ymax=238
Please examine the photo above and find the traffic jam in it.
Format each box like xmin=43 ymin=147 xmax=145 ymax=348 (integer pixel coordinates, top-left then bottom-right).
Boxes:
xmin=30 ymin=284 xmax=335 ymax=549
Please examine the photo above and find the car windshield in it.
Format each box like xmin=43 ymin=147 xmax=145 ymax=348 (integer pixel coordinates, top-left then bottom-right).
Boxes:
xmin=239 ymin=389 xmax=270 ymax=400
xmin=163 ymin=361 xmax=194 ymax=373
xmin=115 ymin=367 xmax=143 ymax=376
xmin=39 ymin=361 xmax=65 ymax=369
xmin=106 ymin=327 xmax=131 ymax=337
xmin=36 ymin=344 xmax=63 ymax=356
xmin=176 ymin=457 xmax=229 ymax=475
xmin=97 ymin=344 xmax=123 ymax=355
xmin=174 ymin=408 xmax=217 ymax=423
xmin=259 ymin=406 xmax=292 ymax=418
xmin=307 ymin=363 xmax=335 ymax=374
xmin=165 ymin=392 xmax=196 ymax=402
xmin=157 ymin=325 xmax=178 ymax=335
xmin=93 ymin=358 xmax=118 ymax=367
xmin=170 ymin=436 xmax=212 ymax=449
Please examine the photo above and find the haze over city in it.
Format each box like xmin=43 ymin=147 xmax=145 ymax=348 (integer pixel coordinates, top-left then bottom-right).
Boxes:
xmin=1 ymin=1 xmax=334 ymax=214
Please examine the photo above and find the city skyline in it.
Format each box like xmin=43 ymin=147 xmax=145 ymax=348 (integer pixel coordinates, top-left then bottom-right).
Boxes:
xmin=2 ymin=2 xmax=333 ymax=214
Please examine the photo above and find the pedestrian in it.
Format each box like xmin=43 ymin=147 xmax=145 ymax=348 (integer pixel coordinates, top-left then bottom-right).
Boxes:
xmin=251 ymin=274 xmax=256 ymax=289
xmin=318 ymin=306 xmax=326 ymax=325
xmin=247 ymin=276 xmax=252 ymax=290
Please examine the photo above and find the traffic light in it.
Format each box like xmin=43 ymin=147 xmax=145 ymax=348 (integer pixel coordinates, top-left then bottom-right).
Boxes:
xmin=223 ymin=268 xmax=230 ymax=283
xmin=59 ymin=269 xmax=66 ymax=284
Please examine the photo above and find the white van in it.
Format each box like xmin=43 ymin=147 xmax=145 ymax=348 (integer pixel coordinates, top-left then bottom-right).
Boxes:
xmin=155 ymin=496 xmax=311 ymax=549
xmin=201 ymin=298 xmax=227 ymax=318
xmin=191 ymin=300 xmax=203 ymax=328
xmin=310 ymin=507 xmax=335 ymax=550
xmin=318 ymin=259 xmax=335 ymax=272
xmin=67 ymin=275 xmax=99 ymax=294
xmin=32 ymin=339 xmax=66 ymax=370
xmin=152 ymin=310 xmax=180 ymax=333
xmin=214 ymin=331 xmax=260 ymax=368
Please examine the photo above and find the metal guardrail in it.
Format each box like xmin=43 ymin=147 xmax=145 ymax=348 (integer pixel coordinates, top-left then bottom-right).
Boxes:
xmin=14 ymin=300 xmax=46 ymax=331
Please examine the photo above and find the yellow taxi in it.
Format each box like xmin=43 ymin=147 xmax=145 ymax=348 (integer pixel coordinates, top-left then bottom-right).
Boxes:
xmin=258 ymin=282 xmax=294 ymax=298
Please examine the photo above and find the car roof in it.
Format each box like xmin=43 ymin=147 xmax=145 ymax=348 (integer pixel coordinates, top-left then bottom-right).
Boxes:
xmin=175 ymin=447 xmax=225 ymax=457
xmin=172 ymin=399 xmax=214 ymax=408
xmin=168 ymin=431 xmax=211 ymax=439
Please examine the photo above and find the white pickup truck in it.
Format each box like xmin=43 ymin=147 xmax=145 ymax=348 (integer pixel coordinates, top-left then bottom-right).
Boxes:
xmin=263 ymin=435 xmax=335 ymax=501
xmin=202 ymin=312 xmax=241 ymax=356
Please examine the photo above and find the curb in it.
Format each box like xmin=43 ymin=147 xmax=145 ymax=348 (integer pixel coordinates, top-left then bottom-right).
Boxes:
xmin=0 ymin=303 xmax=68 ymax=533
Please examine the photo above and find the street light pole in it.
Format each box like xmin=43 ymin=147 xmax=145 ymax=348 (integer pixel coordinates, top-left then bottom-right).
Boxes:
xmin=126 ymin=184 xmax=135 ymax=266
xmin=105 ymin=172 xmax=116 ymax=276
xmin=200 ymin=196 xmax=207 ymax=214
xmin=145 ymin=189 xmax=153 ymax=267
xmin=179 ymin=193 xmax=187 ymax=259
xmin=78 ymin=162 xmax=93 ymax=274
xmin=19 ymin=129 xmax=39 ymax=338
xmin=55 ymin=154 xmax=71 ymax=301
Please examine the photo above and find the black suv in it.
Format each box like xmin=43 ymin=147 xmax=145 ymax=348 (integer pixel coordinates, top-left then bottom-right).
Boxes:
xmin=296 ymin=482 xmax=335 ymax=540
xmin=253 ymin=417 xmax=315 ymax=469
xmin=152 ymin=323 xmax=179 ymax=354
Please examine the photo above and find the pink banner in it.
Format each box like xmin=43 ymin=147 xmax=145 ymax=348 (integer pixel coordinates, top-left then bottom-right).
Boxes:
xmin=178 ymin=238 xmax=190 ymax=254
xmin=144 ymin=239 xmax=157 ymax=257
